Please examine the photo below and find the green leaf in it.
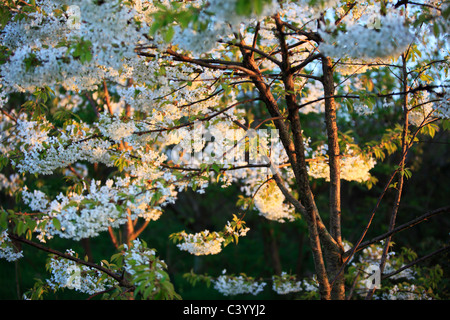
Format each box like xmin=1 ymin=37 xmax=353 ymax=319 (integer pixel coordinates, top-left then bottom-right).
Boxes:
xmin=63 ymin=200 xmax=79 ymax=209
xmin=52 ymin=218 xmax=61 ymax=230
xmin=236 ymin=0 xmax=253 ymax=16
xmin=254 ymin=0 xmax=264 ymax=15
xmin=70 ymin=39 xmax=93 ymax=63
xmin=16 ymin=220 xmax=25 ymax=236
xmin=23 ymin=53 xmax=42 ymax=71
xmin=143 ymin=283 xmax=155 ymax=299
xmin=443 ymin=5 xmax=450 ymax=19
xmin=163 ymin=26 xmax=175 ymax=43
xmin=433 ymin=22 xmax=440 ymax=37
xmin=0 ymin=210 xmax=8 ymax=230
xmin=27 ymin=219 xmax=37 ymax=232
xmin=0 ymin=155 xmax=8 ymax=171
xmin=211 ymin=163 xmax=221 ymax=174
xmin=0 ymin=5 xmax=12 ymax=30
xmin=442 ymin=119 xmax=450 ymax=131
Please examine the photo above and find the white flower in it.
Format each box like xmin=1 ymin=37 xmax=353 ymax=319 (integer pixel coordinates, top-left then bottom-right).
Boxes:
xmin=0 ymin=231 xmax=24 ymax=262
xmin=213 ymin=273 xmax=267 ymax=296
xmin=253 ymin=181 xmax=296 ymax=222
xmin=176 ymin=231 xmax=225 ymax=256
xmin=409 ymin=104 xmax=434 ymax=126
xmin=308 ymin=146 xmax=376 ymax=183
xmin=319 ymin=13 xmax=414 ymax=61
xmin=46 ymin=249 xmax=114 ymax=294
xmin=22 ymin=177 xmax=169 ymax=242
xmin=272 ymin=272 xmax=303 ymax=294
xmin=354 ymin=103 xmax=374 ymax=116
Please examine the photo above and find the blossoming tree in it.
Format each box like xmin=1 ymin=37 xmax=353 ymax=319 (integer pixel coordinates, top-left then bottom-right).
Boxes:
xmin=0 ymin=0 xmax=449 ymax=300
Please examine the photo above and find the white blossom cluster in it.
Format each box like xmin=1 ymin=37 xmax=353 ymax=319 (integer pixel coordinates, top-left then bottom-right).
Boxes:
xmin=298 ymin=81 xmax=326 ymax=114
xmin=339 ymin=154 xmax=377 ymax=183
xmin=6 ymin=116 xmax=112 ymax=175
xmin=4 ymin=110 xmax=180 ymax=181
xmin=171 ymin=0 xmax=280 ymax=54
xmin=21 ymin=188 xmax=49 ymax=212
xmin=434 ymin=91 xmax=450 ymax=119
xmin=408 ymin=90 xmax=450 ymax=126
xmin=354 ymin=103 xmax=375 ymax=116
xmin=224 ymin=222 xmax=250 ymax=239
xmin=176 ymin=230 xmax=225 ymax=256
xmin=0 ymin=230 xmax=24 ymax=262
xmin=172 ymin=214 xmax=251 ymax=256
xmin=213 ymin=270 xmax=267 ymax=296
xmin=272 ymin=272 xmax=303 ymax=295
xmin=381 ymin=284 xmax=433 ymax=300
xmin=355 ymin=242 xmax=416 ymax=282
xmin=253 ymin=180 xmax=296 ymax=222
xmin=308 ymin=145 xmax=376 ymax=183
xmin=123 ymin=239 xmax=167 ymax=278
xmin=3 ymin=111 xmax=171 ymax=185
xmin=45 ymin=240 xmax=169 ymax=297
xmin=343 ymin=241 xmax=432 ymax=300
xmin=319 ymin=13 xmax=414 ymax=61
xmin=212 ymin=270 xmax=319 ymax=297
xmin=0 ymin=173 xmax=22 ymax=196
xmin=0 ymin=0 xmax=151 ymax=92
xmin=409 ymin=104 xmax=434 ymax=126
xmin=97 ymin=114 xmax=137 ymax=144
xmin=46 ymin=249 xmax=114 ymax=295
xmin=21 ymin=177 xmax=168 ymax=242
xmin=334 ymin=58 xmax=390 ymax=76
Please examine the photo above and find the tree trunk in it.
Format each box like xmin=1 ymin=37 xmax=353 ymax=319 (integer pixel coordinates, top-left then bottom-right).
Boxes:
xmin=238 ymin=17 xmax=345 ymax=298
xmin=322 ymin=56 xmax=345 ymax=300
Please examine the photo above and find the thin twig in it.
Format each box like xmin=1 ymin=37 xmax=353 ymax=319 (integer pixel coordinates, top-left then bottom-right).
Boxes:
xmin=382 ymin=245 xmax=450 ymax=280
xmin=8 ymin=233 xmax=133 ymax=289
xmin=353 ymin=206 xmax=450 ymax=254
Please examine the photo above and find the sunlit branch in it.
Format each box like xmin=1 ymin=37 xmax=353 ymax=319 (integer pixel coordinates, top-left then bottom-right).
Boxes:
xmin=281 ymin=21 xmax=322 ymax=43
xmin=165 ymin=48 xmax=259 ymax=77
xmin=218 ymin=39 xmax=283 ymax=67
xmin=135 ymin=98 xmax=259 ymax=135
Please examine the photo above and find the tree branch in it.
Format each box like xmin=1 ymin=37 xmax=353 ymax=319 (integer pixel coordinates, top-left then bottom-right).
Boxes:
xmin=290 ymin=53 xmax=322 ymax=75
xmin=281 ymin=21 xmax=322 ymax=43
xmin=218 ymin=40 xmax=283 ymax=67
xmin=322 ymin=56 xmax=342 ymax=246
xmin=165 ymin=48 xmax=259 ymax=77
xmin=8 ymin=233 xmax=133 ymax=289
xmin=274 ymin=13 xmax=332 ymax=299
xmin=366 ymin=52 xmax=410 ymax=300
xmin=382 ymin=245 xmax=449 ymax=280
xmin=135 ymin=98 xmax=259 ymax=135
xmin=352 ymin=205 xmax=450 ymax=254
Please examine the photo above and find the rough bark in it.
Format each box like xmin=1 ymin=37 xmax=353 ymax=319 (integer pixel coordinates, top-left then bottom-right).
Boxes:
xmin=322 ymin=56 xmax=345 ymax=300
